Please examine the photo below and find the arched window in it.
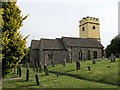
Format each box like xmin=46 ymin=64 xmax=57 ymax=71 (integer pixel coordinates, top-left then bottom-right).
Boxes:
xmin=82 ymin=27 xmax=85 ymax=31
xmin=93 ymin=26 xmax=96 ymax=30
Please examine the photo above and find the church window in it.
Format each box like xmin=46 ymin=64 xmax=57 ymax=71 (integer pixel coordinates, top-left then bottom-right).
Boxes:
xmin=93 ymin=26 xmax=96 ymax=30
xmin=48 ymin=54 xmax=53 ymax=59
xmin=82 ymin=27 xmax=85 ymax=31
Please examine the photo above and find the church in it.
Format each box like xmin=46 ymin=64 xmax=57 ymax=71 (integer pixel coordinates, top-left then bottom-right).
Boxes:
xmin=30 ymin=16 xmax=104 ymax=66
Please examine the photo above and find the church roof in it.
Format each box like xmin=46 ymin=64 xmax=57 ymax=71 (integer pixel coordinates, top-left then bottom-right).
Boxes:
xmin=31 ymin=37 xmax=104 ymax=50
xmin=40 ymin=38 xmax=66 ymax=50
xmin=31 ymin=40 xmax=40 ymax=49
xmin=62 ymin=37 xmax=104 ymax=48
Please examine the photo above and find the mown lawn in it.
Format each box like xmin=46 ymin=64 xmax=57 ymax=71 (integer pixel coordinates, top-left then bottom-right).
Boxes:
xmin=2 ymin=58 xmax=119 ymax=88
xmin=48 ymin=58 xmax=119 ymax=86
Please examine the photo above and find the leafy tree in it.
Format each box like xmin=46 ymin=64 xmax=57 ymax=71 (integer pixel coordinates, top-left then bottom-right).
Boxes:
xmin=2 ymin=2 xmax=29 ymax=77
xmin=106 ymin=34 xmax=120 ymax=58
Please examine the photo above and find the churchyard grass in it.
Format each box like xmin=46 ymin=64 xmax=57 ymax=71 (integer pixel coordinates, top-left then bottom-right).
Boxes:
xmin=2 ymin=58 xmax=119 ymax=88
xmin=48 ymin=58 xmax=119 ymax=86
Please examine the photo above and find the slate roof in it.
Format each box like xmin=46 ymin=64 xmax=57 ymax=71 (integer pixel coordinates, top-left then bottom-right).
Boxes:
xmin=31 ymin=40 xmax=40 ymax=49
xmin=31 ymin=37 xmax=104 ymax=50
xmin=40 ymin=38 xmax=65 ymax=50
xmin=62 ymin=37 xmax=104 ymax=48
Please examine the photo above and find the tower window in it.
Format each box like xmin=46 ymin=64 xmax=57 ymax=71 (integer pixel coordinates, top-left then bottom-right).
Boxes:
xmin=93 ymin=26 xmax=96 ymax=30
xmin=82 ymin=27 xmax=85 ymax=31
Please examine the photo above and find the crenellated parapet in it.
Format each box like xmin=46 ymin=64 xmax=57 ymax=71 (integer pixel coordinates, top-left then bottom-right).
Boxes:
xmin=79 ymin=16 xmax=99 ymax=26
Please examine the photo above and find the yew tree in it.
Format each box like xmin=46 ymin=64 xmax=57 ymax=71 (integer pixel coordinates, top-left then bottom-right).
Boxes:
xmin=1 ymin=2 xmax=29 ymax=77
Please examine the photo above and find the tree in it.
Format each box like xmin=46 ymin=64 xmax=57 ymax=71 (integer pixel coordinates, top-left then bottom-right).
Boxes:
xmin=106 ymin=34 xmax=120 ymax=58
xmin=2 ymin=2 xmax=29 ymax=77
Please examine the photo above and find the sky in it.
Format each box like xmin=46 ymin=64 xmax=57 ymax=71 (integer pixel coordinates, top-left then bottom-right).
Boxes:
xmin=16 ymin=0 xmax=119 ymax=48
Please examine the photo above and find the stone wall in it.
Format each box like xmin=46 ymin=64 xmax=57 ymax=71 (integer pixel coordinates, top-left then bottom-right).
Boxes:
xmin=67 ymin=47 xmax=103 ymax=61
xmin=30 ymin=49 xmax=39 ymax=66
xmin=43 ymin=50 xmax=68 ymax=66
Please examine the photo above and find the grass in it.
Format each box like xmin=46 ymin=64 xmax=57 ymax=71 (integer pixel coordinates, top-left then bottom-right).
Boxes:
xmin=48 ymin=58 xmax=119 ymax=86
xmin=2 ymin=58 xmax=120 ymax=88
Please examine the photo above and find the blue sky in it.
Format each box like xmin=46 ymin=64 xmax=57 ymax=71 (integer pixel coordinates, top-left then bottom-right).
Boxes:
xmin=17 ymin=0 xmax=119 ymax=48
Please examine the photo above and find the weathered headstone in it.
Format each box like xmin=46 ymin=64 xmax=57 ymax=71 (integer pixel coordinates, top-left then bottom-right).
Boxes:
xmin=51 ymin=60 xmax=54 ymax=67
xmin=63 ymin=59 xmax=66 ymax=67
xmin=44 ymin=64 xmax=49 ymax=76
xmin=110 ymin=54 xmax=116 ymax=62
xmin=92 ymin=59 xmax=96 ymax=64
xmin=39 ymin=62 xmax=42 ymax=73
xmin=88 ymin=66 xmax=91 ymax=71
xmin=107 ymin=65 xmax=110 ymax=68
xmin=57 ymin=71 xmax=59 ymax=77
xmin=18 ymin=66 xmax=22 ymax=77
xmin=36 ymin=62 xmax=39 ymax=72
xmin=35 ymin=74 xmax=39 ymax=85
xmin=76 ymin=60 xmax=80 ymax=70
xmin=17 ymin=65 xmax=19 ymax=75
xmin=17 ymin=64 xmax=22 ymax=77
xmin=26 ymin=69 xmax=29 ymax=81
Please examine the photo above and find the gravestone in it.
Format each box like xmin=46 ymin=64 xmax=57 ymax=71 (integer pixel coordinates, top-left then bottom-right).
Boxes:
xmin=39 ymin=62 xmax=42 ymax=73
xmin=36 ymin=62 xmax=39 ymax=72
xmin=107 ymin=65 xmax=110 ymax=68
xmin=44 ymin=64 xmax=49 ymax=76
xmin=35 ymin=74 xmax=39 ymax=85
xmin=17 ymin=64 xmax=22 ymax=77
xmin=88 ymin=66 xmax=91 ymax=71
xmin=51 ymin=60 xmax=54 ymax=67
xmin=110 ymin=54 xmax=116 ymax=62
xmin=18 ymin=65 xmax=22 ymax=77
xmin=92 ymin=59 xmax=96 ymax=64
xmin=17 ymin=65 xmax=19 ymax=75
xmin=57 ymin=71 xmax=59 ymax=77
xmin=26 ymin=69 xmax=29 ymax=81
xmin=76 ymin=60 xmax=80 ymax=70
xmin=63 ymin=59 xmax=66 ymax=67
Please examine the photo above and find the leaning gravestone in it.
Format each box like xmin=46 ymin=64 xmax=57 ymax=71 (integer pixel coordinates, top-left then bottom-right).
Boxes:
xmin=76 ymin=60 xmax=80 ymax=70
xmin=63 ymin=59 xmax=66 ymax=67
xmin=51 ymin=60 xmax=54 ymax=67
xmin=92 ymin=59 xmax=96 ymax=64
xmin=44 ymin=64 xmax=49 ymax=76
xmin=35 ymin=74 xmax=40 ymax=85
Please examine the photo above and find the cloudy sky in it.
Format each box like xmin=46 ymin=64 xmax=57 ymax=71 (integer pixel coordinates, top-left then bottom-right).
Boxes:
xmin=17 ymin=0 xmax=119 ymax=48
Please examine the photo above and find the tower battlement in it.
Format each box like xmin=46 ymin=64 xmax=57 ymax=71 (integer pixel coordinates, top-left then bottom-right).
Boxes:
xmin=79 ymin=16 xmax=100 ymax=42
xmin=79 ymin=16 xmax=99 ymax=26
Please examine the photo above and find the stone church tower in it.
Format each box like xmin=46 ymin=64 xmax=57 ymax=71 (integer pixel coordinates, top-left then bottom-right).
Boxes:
xmin=79 ymin=16 xmax=101 ymax=42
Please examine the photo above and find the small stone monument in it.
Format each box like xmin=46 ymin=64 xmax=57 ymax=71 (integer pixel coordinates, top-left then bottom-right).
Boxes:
xmin=107 ymin=65 xmax=110 ymax=68
xmin=76 ymin=60 xmax=80 ymax=70
xmin=63 ymin=59 xmax=66 ymax=67
xmin=51 ymin=60 xmax=54 ymax=67
xmin=18 ymin=64 xmax=22 ymax=77
xmin=39 ymin=62 xmax=42 ymax=73
xmin=44 ymin=64 xmax=49 ymax=76
xmin=35 ymin=74 xmax=39 ymax=85
xmin=26 ymin=69 xmax=29 ymax=81
xmin=57 ymin=71 xmax=59 ymax=77
xmin=92 ymin=59 xmax=96 ymax=64
xmin=88 ymin=66 xmax=91 ymax=71
xmin=110 ymin=54 xmax=116 ymax=62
